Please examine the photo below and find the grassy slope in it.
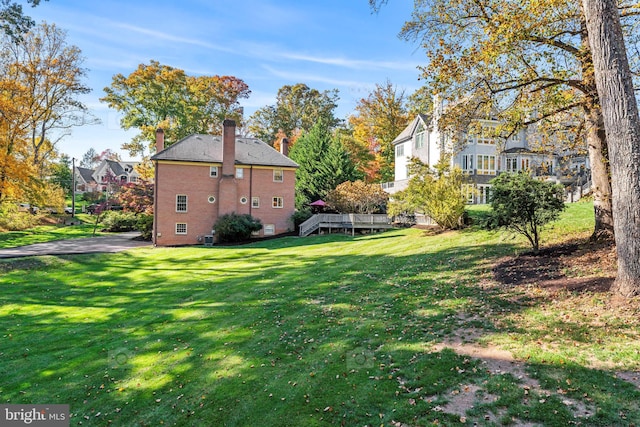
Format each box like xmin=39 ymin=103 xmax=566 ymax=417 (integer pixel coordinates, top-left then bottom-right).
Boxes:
xmin=1 ymin=202 xmax=639 ymax=426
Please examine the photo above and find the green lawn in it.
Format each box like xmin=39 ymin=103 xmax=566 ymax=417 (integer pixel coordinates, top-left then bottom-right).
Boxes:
xmin=0 ymin=214 xmax=103 ymax=249
xmin=2 ymin=202 xmax=640 ymax=426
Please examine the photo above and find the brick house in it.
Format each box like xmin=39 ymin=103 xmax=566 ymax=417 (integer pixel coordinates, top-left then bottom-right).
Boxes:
xmin=151 ymin=120 xmax=298 ymax=246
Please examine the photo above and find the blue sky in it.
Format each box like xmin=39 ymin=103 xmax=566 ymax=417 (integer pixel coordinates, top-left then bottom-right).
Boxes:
xmin=27 ymin=0 xmax=425 ymax=161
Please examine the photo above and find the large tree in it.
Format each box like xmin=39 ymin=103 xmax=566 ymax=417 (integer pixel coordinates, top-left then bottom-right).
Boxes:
xmin=583 ymin=0 xmax=640 ymax=296
xmin=248 ymin=83 xmax=340 ymax=146
xmin=0 ymin=0 xmax=46 ymax=40
xmin=289 ymin=120 xmax=360 ymax=209
xmin=101 ymin=60 xmax=250 ymax=157
xmin=0 ymin=22 xmax=90 ymax=204
xmin=347 ymin=80 xmax=409 ymax=183
xmin=2 ymin=23 xmax=93 ymax=171
xmin=371 ymin=0 xmax=640 ymax=240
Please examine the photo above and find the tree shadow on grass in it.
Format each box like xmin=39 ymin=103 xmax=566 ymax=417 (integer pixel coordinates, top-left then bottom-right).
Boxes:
xmin=0 ymin=231 xmax=637 ymax=425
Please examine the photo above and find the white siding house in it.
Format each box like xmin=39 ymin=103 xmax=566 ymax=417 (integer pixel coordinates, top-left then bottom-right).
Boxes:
xmin=384 ymin=114 xmax=589 ymax=204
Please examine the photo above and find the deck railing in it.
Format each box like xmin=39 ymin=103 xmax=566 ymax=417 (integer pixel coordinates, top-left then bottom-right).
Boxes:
xmin=299 ymin=214 xmax=392 ymax=236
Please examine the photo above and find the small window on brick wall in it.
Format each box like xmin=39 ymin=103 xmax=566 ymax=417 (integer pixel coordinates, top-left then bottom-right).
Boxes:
xmin=175 ymin=223 xmax=187 ymax=234
xmin=272 ymin=197 xmax=283 ymax=208
xmin=210 ymin=166 xmax=218 ymax=178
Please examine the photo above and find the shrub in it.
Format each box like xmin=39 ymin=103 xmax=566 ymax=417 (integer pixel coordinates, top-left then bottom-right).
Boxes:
xmin=391 ymin=158 xmax=468 ymax=230
xmin=101 ymin=211 xmax=139 ymax=232
xmin=0 ymin=203 xmax=41 ymax=231
xmin=214 ymin=213 xmax=262 ymax=243
xmin=290 ymin=209 xmax=313 ymax=234
xmin=136 ymin=214 xmax=153 ymax=240
xmin=489 ymin=172 xmax=565 ymax=252
xmin=325 ymin=180 xmax=389 ymax=214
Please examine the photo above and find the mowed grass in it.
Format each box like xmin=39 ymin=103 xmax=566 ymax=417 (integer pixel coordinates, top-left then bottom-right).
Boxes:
xmin=2 ymin=201 xmax=640 ymax=426
xmin=0 ymin=214 xmax=103 ymax=249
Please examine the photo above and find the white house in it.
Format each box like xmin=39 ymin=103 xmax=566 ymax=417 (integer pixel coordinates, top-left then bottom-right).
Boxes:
xmin=383 ymin=113 xmax=590 ymax=204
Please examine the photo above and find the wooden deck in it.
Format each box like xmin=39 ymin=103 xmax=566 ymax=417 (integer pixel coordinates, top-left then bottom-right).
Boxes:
xmin=299 ymin=214 xmax=393 ymax=237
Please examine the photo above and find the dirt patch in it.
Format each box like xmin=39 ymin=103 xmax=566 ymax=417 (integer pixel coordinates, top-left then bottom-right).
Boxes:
xmin=492 ymin=240 xmax=617 ymax=293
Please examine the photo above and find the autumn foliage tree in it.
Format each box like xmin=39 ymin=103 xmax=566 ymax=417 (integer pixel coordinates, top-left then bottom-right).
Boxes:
xmin=371 ymin=0 xmax=640 ymax=240
xmin=101 ymin=60 xmax=250 ymax=157
xmin=325 ymin=180 xmax=389 ymax=214
xmin=347 ymin=80 xmax=409 ymax=183
xmin=0 ymin=22 xmax=90 ymax=208
xmin=116 ymin=181 xmax=154 ymax=215
xmin=248 ymin=83 xmax=340 ymax=146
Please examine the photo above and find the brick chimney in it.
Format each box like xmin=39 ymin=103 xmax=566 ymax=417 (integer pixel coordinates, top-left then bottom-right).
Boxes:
xmin=218 ymin=119 xmax=238 ymax=218
xmin=280 ymin=137 xmax=289 ymax=156
xmin=155 ymin=128 xmax=164 ymax=152
xmin=222 ymin=119 xmax=236 ymax=176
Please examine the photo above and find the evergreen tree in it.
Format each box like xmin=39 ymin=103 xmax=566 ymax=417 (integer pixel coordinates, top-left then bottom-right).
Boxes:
xmin=289 ymin=121 xmax=360 ymax=209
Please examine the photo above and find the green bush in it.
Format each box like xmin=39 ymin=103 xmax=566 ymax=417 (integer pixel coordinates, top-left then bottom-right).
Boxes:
xmin=489 ymin=172 xmax=565 ymax=252
xmin=290 ymin=209 xmax=312 ymax=233
xmin=136 ymin=214 xmax=153 ymax=240
xmin=101 ymin=211 xmax=139 ymax=232
xmin=214 ymin=213 xmax=262 ymax=243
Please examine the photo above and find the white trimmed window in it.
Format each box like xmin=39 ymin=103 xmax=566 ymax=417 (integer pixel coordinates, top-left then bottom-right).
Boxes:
xmin=477 ymin=155 xmax=496 ymax=175
xmin=461 ymin=154 xmax=474 ymax=173
xmin=210 ymin=166 xmax=218 ymax=178
xmin=252 ymin=197 xmax=260 ymax=208
xmin=264 ymin=224 xmax=275 ymax=235
xmin=521 ymin=158 xmax=530 ymax=171
xmin=240 ymin=196 xmax=248 ymax=205
xmin=176 ymin=194 xmax=187 ymax=212
xmin=175 ymin=223 xmax=187 ymax=234
xmin=236 ymin=168 xmax=244 ymax=179
xmin=273 ymin=169 xmax=283 ymax=182
xmin=272 ymin=197 xmax=283 ymax=208
xmin=415 ymin=122 xmax=426 ymax=149
xmin=506 ymin=157 xmax=518 ymax=172
xmin=477 ymin=185 xmax=492 ymax=204
xmin=478 ymin=124 xmax=497 ymax=145
xmin=395 ymin=143 xmax=404 ymax=157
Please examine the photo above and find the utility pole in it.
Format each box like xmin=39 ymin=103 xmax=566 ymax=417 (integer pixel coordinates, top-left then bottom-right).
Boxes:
xmin=71 ymin=157 xmax=76 ymax=218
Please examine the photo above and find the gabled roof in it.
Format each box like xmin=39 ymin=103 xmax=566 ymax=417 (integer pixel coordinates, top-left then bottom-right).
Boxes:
xmin=392 ymin=114 xmax=430 ymax=146
xmin=76 ymin=167 xmax=96 ymax=184
xmin=106 ymin=160 xmax=126 ymax=176
xmin=151 ymin=134 xmax=299 ymax=168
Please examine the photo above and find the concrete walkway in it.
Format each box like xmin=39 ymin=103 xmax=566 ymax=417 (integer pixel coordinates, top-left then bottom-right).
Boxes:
xmin=0 ymin=231 xmax=152 ymax=259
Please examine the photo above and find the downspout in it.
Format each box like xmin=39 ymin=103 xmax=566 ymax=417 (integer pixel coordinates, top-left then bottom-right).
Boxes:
xmin=153 ymin=161 xmax=158 ymax=246
xmin=249 ymin=165 xmax=253 ymax=216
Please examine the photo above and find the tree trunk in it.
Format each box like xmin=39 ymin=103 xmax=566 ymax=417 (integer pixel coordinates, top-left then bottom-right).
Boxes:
xmin=583 ymin=0 xmax=640 ymax=297
xmin=584 ymin=105 xmax=614 ymax=240
xmin=580 ymin=27 xmax=614 ymax=241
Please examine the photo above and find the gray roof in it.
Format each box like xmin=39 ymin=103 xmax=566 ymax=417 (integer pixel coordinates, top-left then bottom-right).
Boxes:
xmin=392 ymin=114 xmax=430 ymax=146
xmin=151 ymin=134 xmax=299 ymax=168
xmin=76 ymin=167 xmax=95 ymax=184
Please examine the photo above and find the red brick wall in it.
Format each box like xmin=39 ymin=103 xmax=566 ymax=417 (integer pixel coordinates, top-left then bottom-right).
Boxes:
xmin=154 ymin=162 xmax=296 ymax=246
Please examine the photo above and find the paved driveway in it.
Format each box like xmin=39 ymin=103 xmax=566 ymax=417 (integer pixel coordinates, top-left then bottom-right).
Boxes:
xmin=0 ymin=232 xmax=152 ymax=259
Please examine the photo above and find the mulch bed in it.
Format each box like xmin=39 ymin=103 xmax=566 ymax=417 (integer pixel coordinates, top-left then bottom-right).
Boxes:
xmin=492 ymin=240 xmax=617 ymax=293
